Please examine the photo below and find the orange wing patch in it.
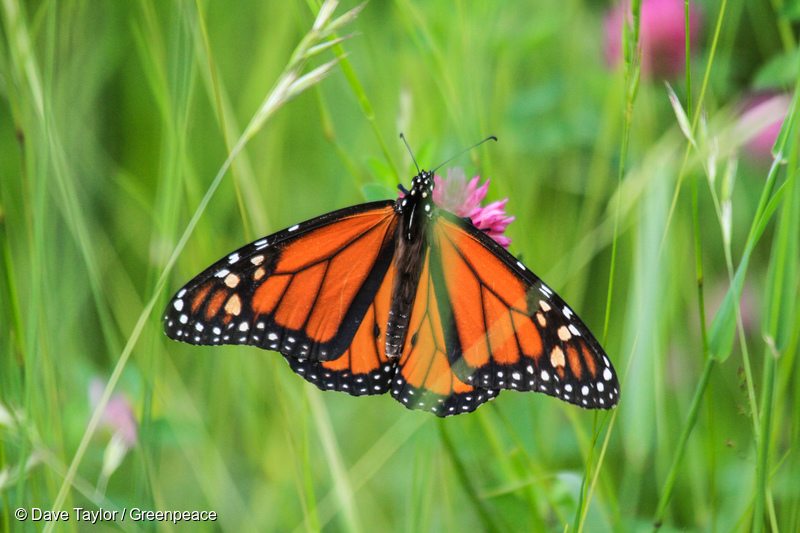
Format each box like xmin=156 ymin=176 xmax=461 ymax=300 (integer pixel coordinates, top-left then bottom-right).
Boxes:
xmin=565 ymin=345 xmax=582 ymax=380
xmin=191 ymin=284 xmax=213 ymax=312
xmin=253 ymin=275 xmax=291 ymax=315
xmin=581 ymin=342 xmax=598 ymax=378
xmin=276 ymin=211 xmax=391 ymax=271
xmin=511 ymin=311 xmax=542 ymax=361
xmin=205 ymin=289 xmax=228 ymax=320
xmin=482 ymin=288 xmax=519 ymax=366
xmin=273 ymin=262 xmax=327 ymax=330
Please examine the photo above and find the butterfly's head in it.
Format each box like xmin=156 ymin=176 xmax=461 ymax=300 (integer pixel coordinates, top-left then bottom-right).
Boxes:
xmin=397 ymin=170 xmax=435 ymax=241
xmin=411 ymin=171 xmax=434 ymax=198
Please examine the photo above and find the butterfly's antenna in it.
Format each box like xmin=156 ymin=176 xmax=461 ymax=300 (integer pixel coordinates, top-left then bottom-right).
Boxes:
xmin=432 ymin=135 xmax=498 ymax=173
xmin=399 ymin=133 xmax=421 ymax=174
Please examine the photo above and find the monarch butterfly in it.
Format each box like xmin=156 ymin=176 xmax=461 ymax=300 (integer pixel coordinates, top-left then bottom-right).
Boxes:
xmin=164 ymin=148 xmax=619 ymax=417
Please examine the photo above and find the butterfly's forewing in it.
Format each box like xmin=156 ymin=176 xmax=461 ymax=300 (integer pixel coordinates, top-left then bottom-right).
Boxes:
xmin=390 ymin=248 xmax=499 ymax=416
xmin=163 ymin=201 xmax=398 ymax=363
xmin=429 ymin=212 xmax=619 ymax=409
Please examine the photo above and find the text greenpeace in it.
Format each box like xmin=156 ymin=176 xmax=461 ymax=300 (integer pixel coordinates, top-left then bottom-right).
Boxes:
xmin=128 ymin=508 xmax=218 ymax=523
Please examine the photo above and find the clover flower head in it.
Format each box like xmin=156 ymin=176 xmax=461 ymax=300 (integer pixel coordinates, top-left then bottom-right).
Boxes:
xmin=432 ymin=167 xmax=515 ymax=248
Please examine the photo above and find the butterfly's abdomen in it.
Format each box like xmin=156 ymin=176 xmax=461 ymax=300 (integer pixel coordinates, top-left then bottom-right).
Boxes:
xmin=385 ymin=227 xmax=428 ymax=357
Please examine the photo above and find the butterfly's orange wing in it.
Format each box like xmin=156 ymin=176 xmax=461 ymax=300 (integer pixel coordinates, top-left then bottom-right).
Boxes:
xmin=424 ymin=212 xmax=619 ymax=410
xmin=164 ymin=202 xmax=399 ymax=378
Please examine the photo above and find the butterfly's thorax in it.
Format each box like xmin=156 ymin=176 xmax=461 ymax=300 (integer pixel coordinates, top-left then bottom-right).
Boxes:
xmin=385 ymin=171 xmax=435 ymax=358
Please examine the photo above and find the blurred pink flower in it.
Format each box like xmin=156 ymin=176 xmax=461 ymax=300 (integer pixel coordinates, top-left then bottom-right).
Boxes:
xmin=604 ymin=0 xmax=702 ymax=79
xmin=433 ymin=168 xmax=515 ymax=248
xmin=89 ymin=378 xmax=138 ymax=449
xmin=739 ymin=92 xmax=791 ymax=162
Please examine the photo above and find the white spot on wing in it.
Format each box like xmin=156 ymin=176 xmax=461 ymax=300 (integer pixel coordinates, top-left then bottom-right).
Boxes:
xmin=173 ymin=299 xmax=184 ymax=311
xmin=228 ymin=253 xmax=240 ymax=264
xmin=288 ymin=224 xmax=300 ymax=232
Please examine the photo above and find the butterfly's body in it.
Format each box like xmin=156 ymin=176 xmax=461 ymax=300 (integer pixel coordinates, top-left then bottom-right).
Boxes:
xmin=164 ymin=170 xmax=620 ymax=416
xmin=386 ymin=171 xmax=435 ymax=358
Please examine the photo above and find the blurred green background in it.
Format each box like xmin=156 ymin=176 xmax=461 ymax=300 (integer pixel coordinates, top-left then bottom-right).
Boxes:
xmin=1 ymin=0 xmax=798 ymax=531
